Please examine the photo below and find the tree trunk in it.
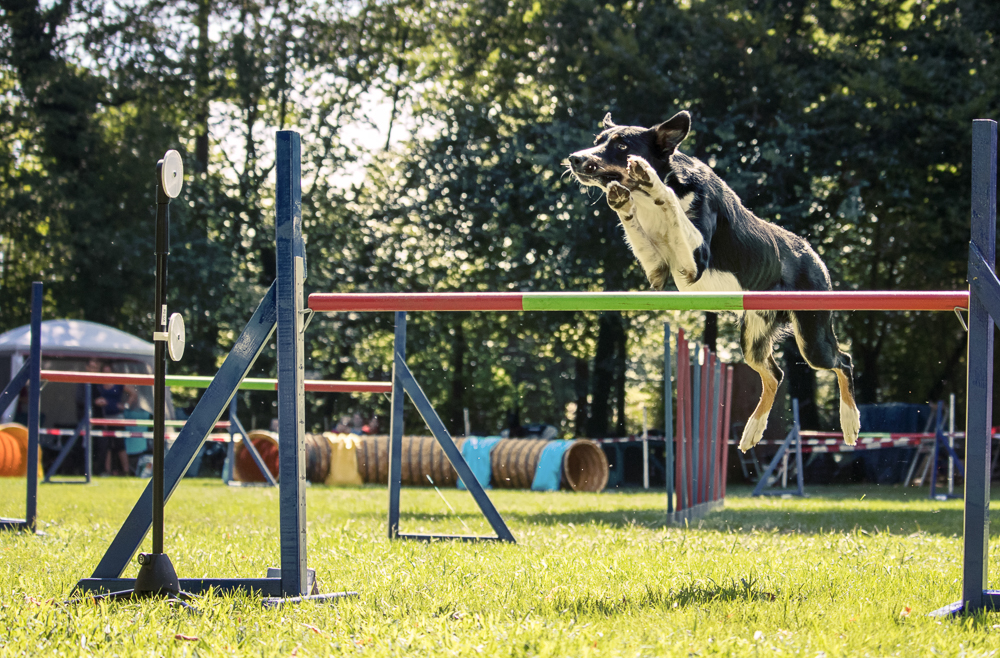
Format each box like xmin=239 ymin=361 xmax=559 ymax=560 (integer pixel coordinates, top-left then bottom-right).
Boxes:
xmin=574 ymin=355 xmax=590 ymax=437
xmin=704 ymin=312 xmax=718 ymax=353
xmin=194 ymin=0 xmax=211 ymax=172
xmin=614 ymin=316 xmax=627 ymax=436
xmin=589 ymin=311 xmax=622 ymax=438
xmin=446 ymin=319 xmax=467 ymax=435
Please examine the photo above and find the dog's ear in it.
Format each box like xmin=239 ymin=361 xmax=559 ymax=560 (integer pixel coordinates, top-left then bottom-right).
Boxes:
xmin=602 ymin=112 xmax=616 ymax=130
xmin=653 ymin=111 xmax=691 ymax=153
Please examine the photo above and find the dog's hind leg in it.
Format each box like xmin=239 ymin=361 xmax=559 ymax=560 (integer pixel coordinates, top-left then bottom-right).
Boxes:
xmin=791 ymin=311 xmax=861 ymax=445
xmin=606 ymin=181 xmax=671 ymax=290
xmin=739 ymin=311 xmax=784 ymax=452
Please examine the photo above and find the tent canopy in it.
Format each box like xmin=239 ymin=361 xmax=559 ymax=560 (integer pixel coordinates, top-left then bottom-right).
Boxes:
xmin=0 ymin=320 xmax=153 ymax=359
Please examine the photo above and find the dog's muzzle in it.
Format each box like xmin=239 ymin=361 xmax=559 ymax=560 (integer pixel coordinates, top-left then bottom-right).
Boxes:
xmin=568 ymin=154 xmax=607 ymax=188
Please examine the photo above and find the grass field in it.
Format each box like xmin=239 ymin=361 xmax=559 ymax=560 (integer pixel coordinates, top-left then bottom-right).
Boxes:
xmin=2 ymin=478 xmax=1000 ymax=656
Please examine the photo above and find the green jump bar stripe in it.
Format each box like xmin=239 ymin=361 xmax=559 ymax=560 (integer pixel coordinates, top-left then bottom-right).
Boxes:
xmin=521 ymin=292 xmax=746 ymax=311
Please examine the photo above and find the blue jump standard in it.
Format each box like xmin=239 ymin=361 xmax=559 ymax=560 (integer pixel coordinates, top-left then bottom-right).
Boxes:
xmin=73 ymin=131 xmax=512 ymax=604
xmin=751 ymin=399 xmax=806 ymax=498
xmin=0 ymin=282 xmax=42 ymax=533
xmin=74 ymin=133 xmax=354 ymax=603
xmin=931 ymin=119 xmax=999 ymax=616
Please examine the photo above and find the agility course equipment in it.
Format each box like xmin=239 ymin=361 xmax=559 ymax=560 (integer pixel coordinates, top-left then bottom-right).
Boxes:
xmin=0 ymin=282 xmax=41 ymax=533
xmin=351 ymin=435 xmax=609 ymax=492
xmin=666 ymin=327 xmax=733 ymax=523
xmin=5 ymin=122 xmax=997 ymax=613
xmin=751 ymin=399 xmax=965 ymax=498
xmin=305 ymin=120 xmax=1000 ymax=615
xmin=67 ymin=131 xmax=512 ymax=603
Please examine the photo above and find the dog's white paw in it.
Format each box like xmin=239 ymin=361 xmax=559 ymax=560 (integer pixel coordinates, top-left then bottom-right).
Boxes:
xmin=739 ymin=415 xmax=768 ymax=452
xmin=841 ymin=400 xmax=861 ymax=446
xmin=625 ymin=155 xmax=658 ymax=190
xmin=606 ymin=181 xmax=633 ymax=212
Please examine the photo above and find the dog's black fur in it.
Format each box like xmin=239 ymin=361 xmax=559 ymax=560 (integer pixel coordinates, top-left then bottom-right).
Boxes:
xmin=567 ymin=111 xmax=860 ymax=450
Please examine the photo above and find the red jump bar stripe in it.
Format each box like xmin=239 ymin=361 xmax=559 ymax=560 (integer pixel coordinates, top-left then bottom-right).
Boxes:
xmin=743 ymin=291 xmax=968 ymax=311
xmin=308 ymin=292 xmax=525 ymax=312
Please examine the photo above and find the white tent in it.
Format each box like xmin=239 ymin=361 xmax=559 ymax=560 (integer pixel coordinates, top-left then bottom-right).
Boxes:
xmin=0 ymin=320 xmax=157 ymax=425
xmin=0 ymin=319 xmax=154 ymax=360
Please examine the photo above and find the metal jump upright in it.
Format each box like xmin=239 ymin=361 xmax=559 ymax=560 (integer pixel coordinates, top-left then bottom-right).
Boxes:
xmin=73 ymin=132 xmax=353 ymax=602
xmin=0 ymin=282 xmax=42 ymax=533
xmin=933 ymin=118 xmax=999 ymax=615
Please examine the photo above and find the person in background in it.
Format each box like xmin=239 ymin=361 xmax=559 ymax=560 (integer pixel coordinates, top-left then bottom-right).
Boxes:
xmin=94 ymin=362 xmax=138 ymax=475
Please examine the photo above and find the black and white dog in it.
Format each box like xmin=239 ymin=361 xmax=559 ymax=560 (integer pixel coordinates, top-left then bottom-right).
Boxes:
xmin=567 ymin=111 xmax=860 ymax=451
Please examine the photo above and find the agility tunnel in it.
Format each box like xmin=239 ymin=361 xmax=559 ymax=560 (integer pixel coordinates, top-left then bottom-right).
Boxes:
xmin=229 ymin=431 xmax=609 ymax=492
xmin=0 ymin=424 xmax=42 ymax=478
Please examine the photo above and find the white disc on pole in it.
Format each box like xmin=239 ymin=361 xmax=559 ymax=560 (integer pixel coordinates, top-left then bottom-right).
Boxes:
xmin=167 ymin=313 xmax=185 ymax=362
xmin=160 ymin=150 xmax=184 ymax=199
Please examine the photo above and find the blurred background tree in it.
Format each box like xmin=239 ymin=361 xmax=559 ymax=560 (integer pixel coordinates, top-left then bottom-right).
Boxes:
xmin=1 ymin=0 xmax=996 ymax=436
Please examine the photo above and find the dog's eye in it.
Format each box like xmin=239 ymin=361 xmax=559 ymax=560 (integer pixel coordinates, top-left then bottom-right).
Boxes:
xmin=617 ymin=142 xmax=628 ymax=151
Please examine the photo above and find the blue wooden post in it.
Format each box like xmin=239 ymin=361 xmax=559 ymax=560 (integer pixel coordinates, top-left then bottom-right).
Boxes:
xmin=84 ymin=385 xmax=92 ymax=483
xmin=664 ymin=323 xmax=674 ymax=515
xmin=691 ymin=346 xmax=701 ymax=505
xmin=224 ymin=396 xmax=237 ymax=484
xmin=962 ymin=119 xmax=997 ymax=613
xmin=792 ymin=398 xmax=804 ymax=496
xmin=25 ymin=282 xmax=42 ymax=531
xmin=387 ymin=311 xmax=407 ymax=538
xmin=275 ymin=130 xmax=308 ymax=597
xmin=708 ymin=360 xmax=721 ymax=503
xmin=930 ymin=402 xmax=943 ymax=500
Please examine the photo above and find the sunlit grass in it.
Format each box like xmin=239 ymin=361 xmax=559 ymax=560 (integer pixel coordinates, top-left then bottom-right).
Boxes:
xmin=2 ymin=479 xmax=1000 ymax=656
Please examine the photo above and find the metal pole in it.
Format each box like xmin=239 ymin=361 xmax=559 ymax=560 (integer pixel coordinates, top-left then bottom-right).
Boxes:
xmin=151 ymin=164 xmax=171 ymax=555
xmin=962 ymin=118 xmax=996 ymax=612
xmin=463 ymin=408 xmax=471 ymax=437
xmin=85 ymin=385 xmax=92 ymax=483
xmin=664 ymin=323 xmax=674 ymax=514
xmin=275 ymin=131 xmax=308 ymax=597
xmin=26 ymin=282 xmax=42 ymax=531
xmin=642 ymin=406 xmax=649 ymax=490
xmin=387 ymin=312 xmax=407 ymax=538
xmin=949 ymin=393 xmax=956 ymax=496
xmin=691 ymin=345 xmax=701 ymax=505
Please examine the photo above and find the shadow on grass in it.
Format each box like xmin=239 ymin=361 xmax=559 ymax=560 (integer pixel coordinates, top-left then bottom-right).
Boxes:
xmin=545 ymin=575 xmax=780 ymax=616
xmin=398 ymin=482 xmax=982 ymax=537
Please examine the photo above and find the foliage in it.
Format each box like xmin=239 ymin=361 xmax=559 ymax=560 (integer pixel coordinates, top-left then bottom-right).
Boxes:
xmin=1 ymin=0 xmax=998 ymax=436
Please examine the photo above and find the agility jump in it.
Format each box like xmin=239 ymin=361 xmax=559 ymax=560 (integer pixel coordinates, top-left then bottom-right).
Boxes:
xmin=2 ymin=120 xmax=996 ymax=614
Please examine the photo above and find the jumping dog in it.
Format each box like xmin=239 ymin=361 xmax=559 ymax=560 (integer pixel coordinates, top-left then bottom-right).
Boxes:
xmin=567 ymin=111 xmax=860 ymax=451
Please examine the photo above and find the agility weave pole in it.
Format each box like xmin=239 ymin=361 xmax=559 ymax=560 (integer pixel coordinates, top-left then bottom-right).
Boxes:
xmin=666 ymin=327 xmax=733 ymax=524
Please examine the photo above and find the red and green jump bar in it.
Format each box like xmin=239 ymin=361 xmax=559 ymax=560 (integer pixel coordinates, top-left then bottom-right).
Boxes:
xmin=39 ymin=371 xmax=391 ymax=394
xmin=308 ymin=290 xmax=969 ymax=313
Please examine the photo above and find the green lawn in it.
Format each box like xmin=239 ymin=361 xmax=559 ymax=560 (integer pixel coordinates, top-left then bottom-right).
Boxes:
xmin=2 ymin=478 xmax=999 ymax=656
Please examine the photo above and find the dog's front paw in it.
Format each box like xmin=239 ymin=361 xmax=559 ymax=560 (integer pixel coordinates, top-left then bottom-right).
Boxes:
xmin=606 ymin=181 xmax=633 ymax=212
xmin=625 ymin=155 xmax=656 ymax=189
xmin=739 ymin=415 xmax=767 ymax=452
xmin=648 ymin=263 xmax=670 ymax=290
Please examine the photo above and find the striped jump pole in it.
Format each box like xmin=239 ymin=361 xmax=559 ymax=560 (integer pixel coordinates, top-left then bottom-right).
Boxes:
xmin=309 ymin=291 xmax=969 ymax=313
